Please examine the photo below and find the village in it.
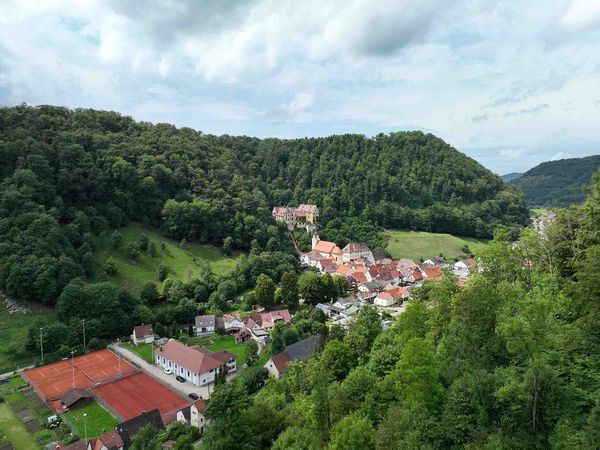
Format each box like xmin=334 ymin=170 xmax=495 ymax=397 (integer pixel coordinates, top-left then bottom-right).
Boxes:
xmin=1 ymin=203 xmax=482 ymax=450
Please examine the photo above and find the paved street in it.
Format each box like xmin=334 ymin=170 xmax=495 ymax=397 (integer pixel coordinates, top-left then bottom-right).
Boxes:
xmin=109 ymin=343 xmax=243 ymax=401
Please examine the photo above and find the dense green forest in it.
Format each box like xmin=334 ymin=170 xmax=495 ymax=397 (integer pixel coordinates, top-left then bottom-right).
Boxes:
xmin=510 ymin=155 xmax=600 ymax=207
xmin=0 ymin=105 xmax=527 ymax=309
xmin=199 ymin=170 xmax=600 ymax=450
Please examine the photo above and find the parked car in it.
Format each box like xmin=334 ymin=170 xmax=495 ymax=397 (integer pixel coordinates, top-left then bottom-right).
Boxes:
xmin=164 ymin=368 xmax=173 ymax=375
xmin=188 ymin=393 xmax=199 ymax=400
xmin=176 ymin=375 xmax=185 ymax=383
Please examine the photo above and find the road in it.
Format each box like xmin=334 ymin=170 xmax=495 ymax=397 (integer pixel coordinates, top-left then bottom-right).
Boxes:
xmin=110 ymin=344 xmax=243 ymax=401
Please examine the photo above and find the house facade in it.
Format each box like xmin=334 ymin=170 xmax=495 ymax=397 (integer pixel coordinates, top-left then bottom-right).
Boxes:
xmin=155 ymin=340 xmax=234 ymax=386
xmin=131 ymin=324 xmax=154 ymax=345
xmin=342 ymin=243 xmax=374 ymax=263
xmin=194 ymin=315 xmax=215 ymax=336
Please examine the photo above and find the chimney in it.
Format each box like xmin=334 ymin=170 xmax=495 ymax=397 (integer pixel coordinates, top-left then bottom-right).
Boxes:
xmin=312 ymin=234 xmax=320 ymax=249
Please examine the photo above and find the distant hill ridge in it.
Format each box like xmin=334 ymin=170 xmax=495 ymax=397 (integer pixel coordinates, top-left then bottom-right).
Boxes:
xmin=510 ymin=155 xmax=600 ymax=207
xmin=500 ymin=172 xmax=523 ymax=182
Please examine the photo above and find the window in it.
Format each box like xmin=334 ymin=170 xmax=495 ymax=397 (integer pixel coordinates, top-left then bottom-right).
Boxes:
xmin=187 ymin=370 xmax=190 ymax=377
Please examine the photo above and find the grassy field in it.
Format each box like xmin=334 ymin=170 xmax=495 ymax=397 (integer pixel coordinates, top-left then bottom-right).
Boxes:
xmin=0 ymin=302 xmax=56 ymax=374
xmin=121 ymin=343 xmax=154 ymax=363
xmin=385 ymin=230 xmax=488 ymax=262
xmin=63 ymin=402 xmax=118 ymax=439
xmin=0 ymin=403 xmax=38 ymax=450
xmin=92 ymin=223 xmax=239 ymax=295
xmin=190 ymin=335 xmax=248 ymax=365
xmin=531 ymin=207 xmax=551 ymax=217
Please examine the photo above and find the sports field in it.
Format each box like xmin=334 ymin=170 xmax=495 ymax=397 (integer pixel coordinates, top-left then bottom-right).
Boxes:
xmin=93 ymin=372 xmax=188 ymax=424
xmin=22 ymin=349 xmax=136 ymax=402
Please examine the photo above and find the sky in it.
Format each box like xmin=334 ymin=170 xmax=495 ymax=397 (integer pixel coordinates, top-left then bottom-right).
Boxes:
xmin=1 ymin=0 xmax=599 ymax=174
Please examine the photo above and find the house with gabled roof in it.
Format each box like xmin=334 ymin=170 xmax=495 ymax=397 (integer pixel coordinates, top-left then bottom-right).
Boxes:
xmin=265 ymin=335 xmax=322 ymax=378
xmin=342 ymin=242 xmax=374 ymax=263
xmin=311 ymin=235 xmax=343 ymax=264
xmin=131 ymin=324 xmax=154 ymax=345
xmin=194 ymin=315 xmax=215 ymax=336
xmin=155 ymin=340 xmax=234 ymax=386
xmin=116 ymin=409 xmax=164 ymax=449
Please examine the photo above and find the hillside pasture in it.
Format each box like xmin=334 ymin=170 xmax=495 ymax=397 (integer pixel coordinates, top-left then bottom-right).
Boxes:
xmin=385 ymin=230 xmax=487 ymax=262
xmin=92 ymin=223 xmax=240 ymax=295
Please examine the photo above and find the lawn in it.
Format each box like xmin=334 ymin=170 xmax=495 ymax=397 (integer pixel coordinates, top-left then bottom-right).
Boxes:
xmin=63 ymin=402 xmax=118 ymax=439
xmin=385 ymin=229 xmax=488 ymax=262
xmin=121 ymin=343 xmax=154 ymax=363
xmin=0 ymin=403 xmax=38 ymax=450
xmin=0 ymin=302 xmax=56 ymax=374
xmin=190 ymin=335 xmax=248 ymax=365
xmin=91 ymin=223 xmax=240 ymax=295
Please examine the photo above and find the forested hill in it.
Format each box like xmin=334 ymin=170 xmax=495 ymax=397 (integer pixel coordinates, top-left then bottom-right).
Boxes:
xmin=212 ymin=132 xmax=528 ymax=236
xmin=0 ymin=105 xmax=527 ymax=305
xmin=510 ymin=155 xmax=600 ymax=207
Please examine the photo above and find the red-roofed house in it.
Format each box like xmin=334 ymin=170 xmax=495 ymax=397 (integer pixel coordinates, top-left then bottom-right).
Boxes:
xmin=420 ymin=265 xmax=444 ymax=280
xmin=312 ymin=235 xmax=343 ymax=264
xmin=131 ymin=324 xmax=154 ymax=345
xmin=155 ymin=340 xmax=226 ymax=386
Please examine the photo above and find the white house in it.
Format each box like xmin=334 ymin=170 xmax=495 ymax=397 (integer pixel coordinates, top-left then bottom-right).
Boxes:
xmin=155 ymin=340 xmax=235 ymax=386
xmin=342 ymin=243 xmax=374 ymax=263
xmin=131 ymin=324 xmax=154 ymax=345
xmin=374 ymin=291 xmax=395 ymax=307
xmin=177 ymin=399 xmax=207 ymax=433
xmin=194 ymin=315 xmax=215 ymax=336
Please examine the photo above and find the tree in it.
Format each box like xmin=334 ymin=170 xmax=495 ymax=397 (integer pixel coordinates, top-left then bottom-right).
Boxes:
xmin=222 ymin=236 xmax=234 ymax=256
xmin=243 ymin=366 xmax=268 ymax=394
xmin=138 ymin=234 xmax=149 ymax=251
xmin=280 ymin=271 xmax=299 ymax=309
xmin=333 ymin=275 xmax=349 ymax=298
xmin=245 ymin=340 xmax=258 ymax=364
xmin=254 ymin=274 xmax=275 ymax=310
xmin=329 ymin=413 xmax=376 ymax=450
xmin=110 ymin=231 xmax=123 ymax=250
xmin=104 ymin=257 xmax=117 ymax=275
xmin=140 ymin=282 xmax=159 ymax=304
xmin=148 ymin=240 xmax=157 ymax=257
xmin=127 ymin=240 xmax=141 ymax=260
xmin=129 ymin=424 xmax=161 ymax=450
xmin=320 ymin=273 xmax=337 ymax=302
xmin=157 ymin=264 xmax=168 ymax=282
xmin=299 ymin=272 xmax=325 ymax=305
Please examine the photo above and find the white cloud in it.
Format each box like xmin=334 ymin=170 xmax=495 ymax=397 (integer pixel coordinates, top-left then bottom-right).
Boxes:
xmin=550 ymin=151 xmax=574 ymax=160
xmin=562 ymin=0 xmax=600 ymax=30
xmin=0 ymin=0 xmax=599 ymax=172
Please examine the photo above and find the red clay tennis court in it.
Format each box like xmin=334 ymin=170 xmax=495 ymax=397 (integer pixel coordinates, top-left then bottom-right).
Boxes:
xmin=93 ymin=372 xmax=189 ymax=424
xmin=22 ymin=349 xmax=136 ymax=402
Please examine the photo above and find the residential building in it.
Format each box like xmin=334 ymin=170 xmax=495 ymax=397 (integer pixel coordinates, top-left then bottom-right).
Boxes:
xmin=194 ymin=315 xmax=215 ymax=336
xmin=342 ymin=242 xmax=374 ymax=263
xmin=116 ymin=409 xmax=164 ymax=449
xmin=265 ymin=335 xmax=322 ymax=378
xmin=177 ymin=399 xmax=207 ymax=433
xmin=312 ymin=235 xmax=343 ymax=264
xmin=155 ymin=340 xmax=235 ymax=386
xmin=131 ymin=324 xmax=154 ymax=346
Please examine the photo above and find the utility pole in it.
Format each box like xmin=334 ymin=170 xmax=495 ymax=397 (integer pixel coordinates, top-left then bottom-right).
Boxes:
xmin=82 ymin=319 xmax=86 ymax=353
xmin=39 ymin=328 xmax=44 ymax=365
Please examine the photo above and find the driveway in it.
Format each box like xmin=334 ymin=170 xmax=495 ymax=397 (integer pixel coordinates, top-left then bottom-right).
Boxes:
xmin=110 ymin=344 xmax=243 ymax=401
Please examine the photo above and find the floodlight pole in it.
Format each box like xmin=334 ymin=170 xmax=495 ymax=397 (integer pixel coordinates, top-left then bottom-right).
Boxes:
xmin=82 ymin=319 xmax=86 ymax=353
xmin=83 ymin=413 xmax=88 ymax=445
xmin=39 ymin=328 xmax=44 ymax=365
